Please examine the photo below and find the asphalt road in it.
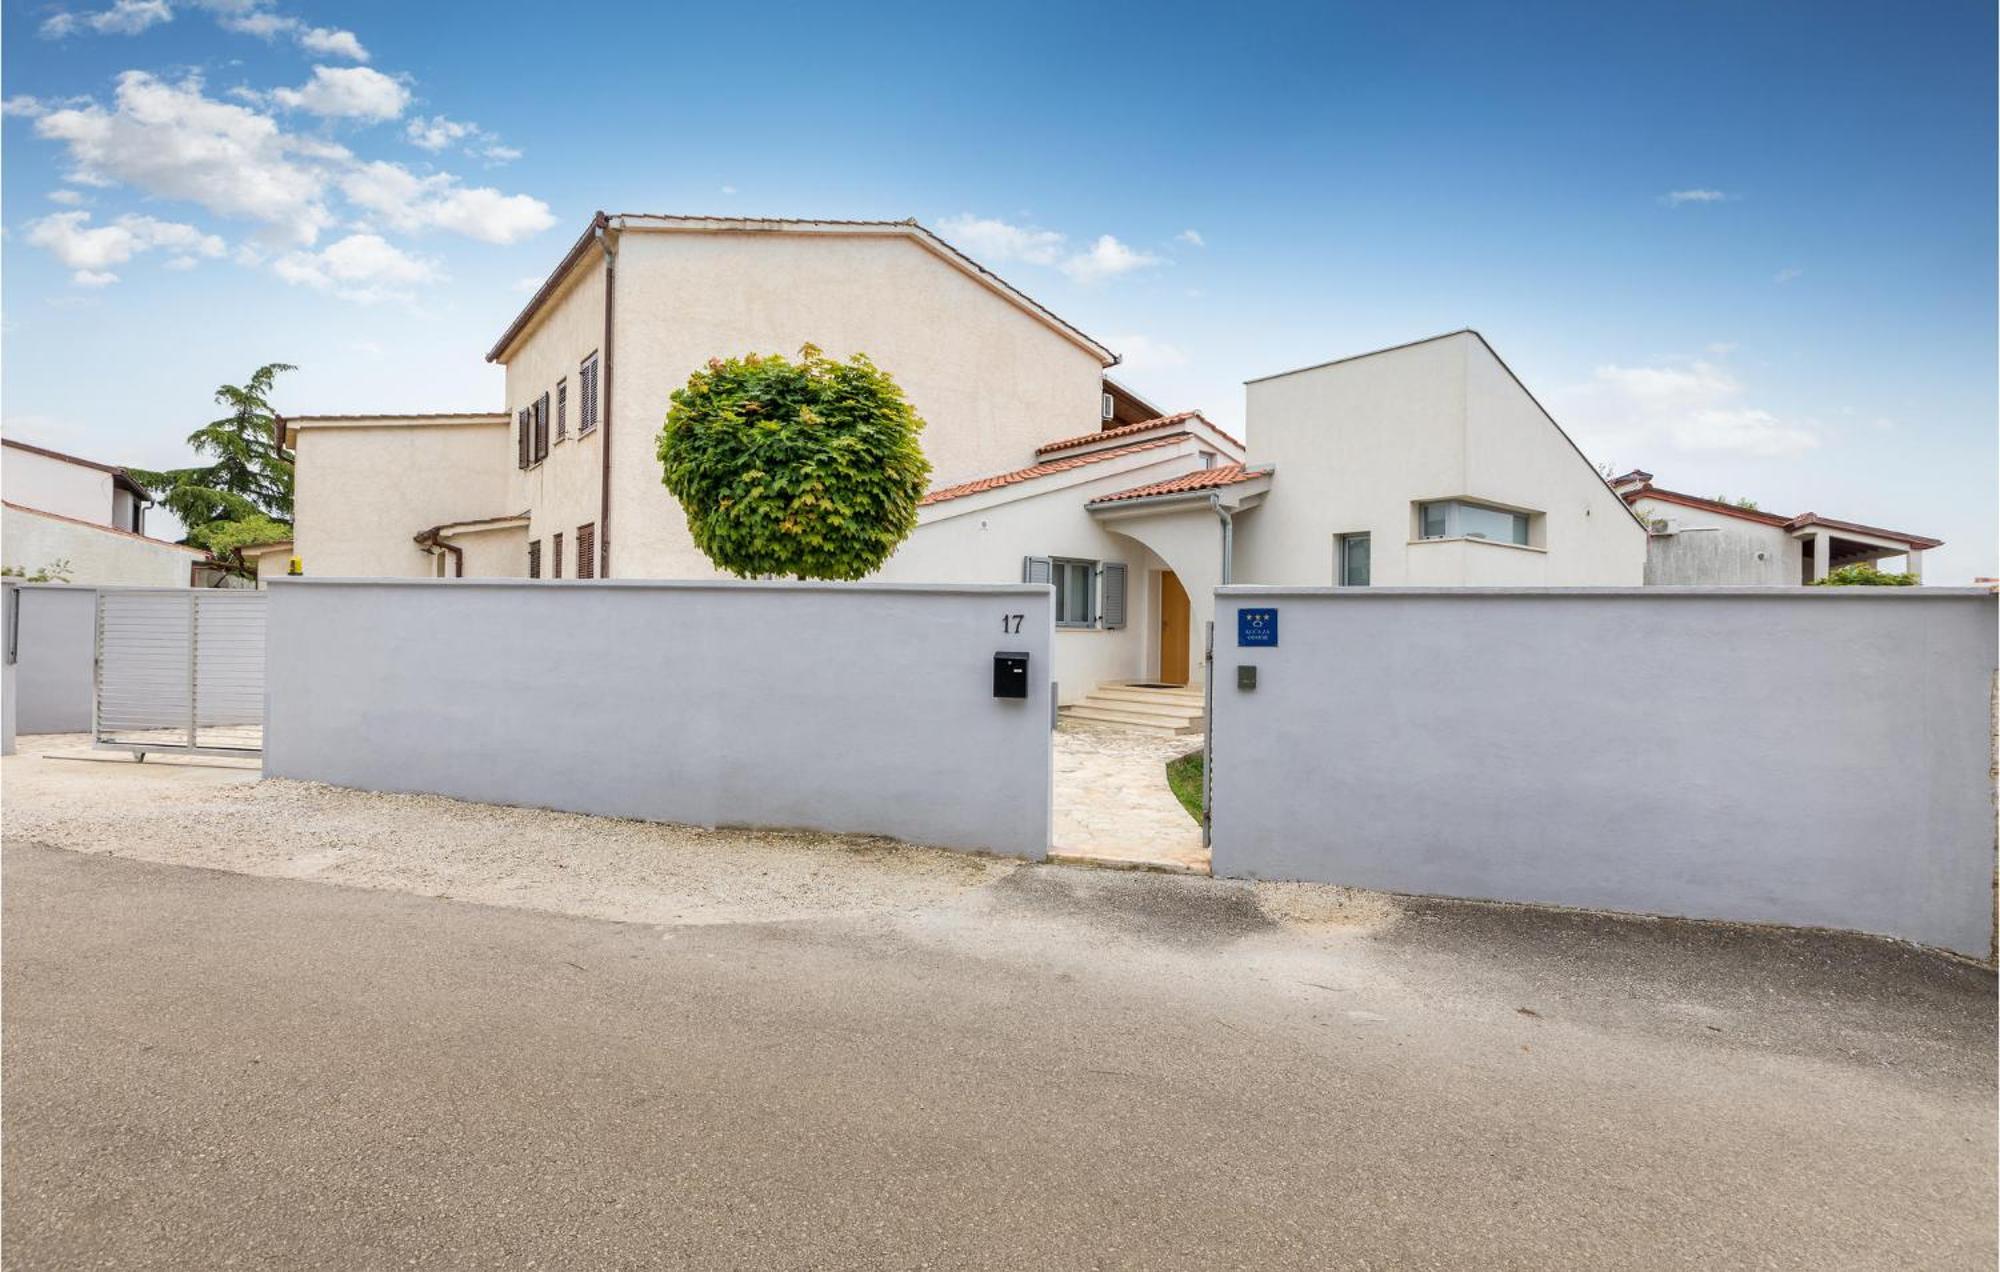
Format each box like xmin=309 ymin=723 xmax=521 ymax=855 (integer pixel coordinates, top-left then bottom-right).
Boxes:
xmin=4 ymin=840 xmax=1994 ymax=1269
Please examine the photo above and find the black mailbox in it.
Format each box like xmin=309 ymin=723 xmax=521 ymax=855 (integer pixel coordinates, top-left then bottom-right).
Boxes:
xmin=993 ymin=650 xmax=1030 ymax=699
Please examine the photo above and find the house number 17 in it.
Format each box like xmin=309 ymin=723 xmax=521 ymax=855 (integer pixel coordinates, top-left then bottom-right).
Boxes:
xmin=1001 ymin=613 xmax=1023 ymax=633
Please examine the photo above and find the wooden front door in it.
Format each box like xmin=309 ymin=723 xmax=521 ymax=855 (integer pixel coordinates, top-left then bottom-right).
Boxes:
xmin=1160 ymin=571 xmax=1190 ymax=685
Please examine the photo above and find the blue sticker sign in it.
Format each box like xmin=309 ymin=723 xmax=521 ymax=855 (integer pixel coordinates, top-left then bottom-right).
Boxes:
xmin=1237 ymin=607 xmax=1278 ymax=647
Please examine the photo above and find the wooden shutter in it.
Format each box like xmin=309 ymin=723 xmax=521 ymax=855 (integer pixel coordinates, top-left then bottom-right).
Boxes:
xmin=1099 ymin=562 xmax=1127 ymax=629
xmin=576 ymin=523 xmax=596 ymax=579
xmin=534 ymin=392 xmax=550 ymax=461
xmin=556 ymin=380 xmax=567 ymax=441
xmin=518 ymin=408 xmax=531 ymax=469
xmin=1021 ymin=556 xmax=1052 ymax=585
xmin=552 ymin=531 xmax=563 ymax=579
xmin=580 ymin=355 xmax=599 ymax=433
xmin=528 ymin=539 xmax=541 ymax=579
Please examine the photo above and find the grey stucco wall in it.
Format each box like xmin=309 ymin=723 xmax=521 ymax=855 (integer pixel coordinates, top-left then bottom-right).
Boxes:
xmin=8 ymin=585 xmax=98 ymax=734
xmin=264 ymin=579 xmax=1055 ymax=860
xmin=1209 ymin=587 xmax=1998 ymax=958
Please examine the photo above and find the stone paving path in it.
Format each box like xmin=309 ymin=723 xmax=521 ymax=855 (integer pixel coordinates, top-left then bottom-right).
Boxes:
xmin=1051 ymin=721 xmax=1208 ymax=873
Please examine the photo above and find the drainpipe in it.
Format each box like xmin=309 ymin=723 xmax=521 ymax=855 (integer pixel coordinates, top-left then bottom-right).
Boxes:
xmin=1209 ymin=493 xmax=1235 ymax=586
xmin=413 ymin=530 xmax=462 ymax=577
xmin=594 ymin=216 xmax=618 ymax=578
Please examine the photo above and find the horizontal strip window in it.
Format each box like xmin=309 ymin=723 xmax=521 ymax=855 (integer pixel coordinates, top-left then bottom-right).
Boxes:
xmin=1418 ymin=499 xmax=1532 ymax=546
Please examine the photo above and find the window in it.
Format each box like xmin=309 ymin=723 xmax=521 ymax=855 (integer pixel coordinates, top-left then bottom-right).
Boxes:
xmin=533 ymin=392 xmax=550 ymax=462
xmin=1053 ymin=558 xmax=1095 ymax=627
xmin=1338 ymin=533 xmax=1371 ymax=586
xmin=552 ymin=531 xmax=563 ymax=579
xmin=576 ymin=523 xmax=596 ymax=579
xmin=579 ymin=354 xmax=599 ymax=434
xmin=528 ymin=539 xmax=542 ymax=579
xmin=517 ymin=407 xmax=532 ymax=469
xmin=555 ymin=379 xmax=568 ymax=442
xmin=1417 ymin=499 xmax=1531 ymax=546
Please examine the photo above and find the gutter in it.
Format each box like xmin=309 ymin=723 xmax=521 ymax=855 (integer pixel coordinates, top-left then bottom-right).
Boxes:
xmin=1210 ymin=494 xmax=1236 ymax=586
xmin=596 ymin=216 xmax=617 ymax=578
xmin=412 ymin=528 xmax=463 ymax=577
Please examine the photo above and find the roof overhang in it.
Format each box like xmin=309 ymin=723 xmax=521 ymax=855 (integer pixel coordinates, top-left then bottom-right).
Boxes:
xmin=278 ymin=412 xmax=508 ymax=449
xmin=486 ymin=214 xmax=1119 ymax=368
xmin=414 ymin=513 xmax=531 ymax=545
xmin=1088 ymin=470 xmax=1274 ymax=520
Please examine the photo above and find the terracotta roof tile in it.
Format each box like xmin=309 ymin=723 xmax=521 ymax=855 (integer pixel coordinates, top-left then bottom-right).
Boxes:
xmin=1087 ymin=464 xmax=1271 ymax=506
xmin=1784 ymin=513 xmax=1942 ymax=550
xmin=920 ymin=435 xmax=1187 ymax=506
xmin=1036 ymin=411 xmax=1243 ymax=456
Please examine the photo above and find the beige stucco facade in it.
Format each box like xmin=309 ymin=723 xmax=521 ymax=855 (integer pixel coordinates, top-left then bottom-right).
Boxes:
xmin=1236 ymin=331 xmax=1647 ymax=587
xmin=287 ymin=415 xmax=514 ymax=578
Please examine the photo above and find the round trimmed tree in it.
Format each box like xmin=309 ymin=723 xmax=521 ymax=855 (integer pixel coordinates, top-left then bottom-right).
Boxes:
xmin=658 ymin=345 xmax=932 ymax=580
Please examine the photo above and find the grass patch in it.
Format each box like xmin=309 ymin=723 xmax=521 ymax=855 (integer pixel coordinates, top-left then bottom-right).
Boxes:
xmin=1165 ymin=749 xmax=1205 ymax=824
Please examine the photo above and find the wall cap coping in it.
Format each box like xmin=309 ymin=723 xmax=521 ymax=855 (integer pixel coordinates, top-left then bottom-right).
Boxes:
xmin=1215 ymin=585 xmax=1997 ymax=599
xmin=269 ymin=578 xmax=1056 ymax=596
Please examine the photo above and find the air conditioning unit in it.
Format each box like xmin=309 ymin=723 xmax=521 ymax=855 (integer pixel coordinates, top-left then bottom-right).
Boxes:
xmin=1648 ymin=517 xmax=1681 ymax=536
xmin=1101 ymin=392 xmax=1116 ymax=421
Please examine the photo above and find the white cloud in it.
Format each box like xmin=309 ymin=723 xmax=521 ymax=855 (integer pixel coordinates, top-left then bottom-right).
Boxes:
xmin=47 ymin=189 xmax=87 ymax=205
xmin=1704 ymin=341 xmax=1739 ymax=355
xmin=4 ymin=96 xmax=49 ymax=118
xmin=36 ymin=72 xmax=336 ymax=244
xmin=1176 ymin=229 xmax=1204 ymax=247
xmin=1551 ymin=360 xmax=1819 ymax=459
xmin=405 ymin=115 xmax=518 ymax=164
xmin=1664 ymin=188 xmax=1730 ymax=205
xmin=937 ymin=214 xmax=1066 ymax=266
xmin=1108 ymin=333 xmax=1186 ymax=372
xmin=1061 ymin=234 xmax=1161 ymax=283
xmin=938 ymin=215 xmax=1164 ymax=284
xmin=271 ymin=66 xmax=409 ymax=121
xmin=217 ymin=9 xmax=293 ymax=37
xmin=405 ymin=114 xmax=474 ymax=150
xmin=162 ymin=254 xmax=199 ymax=270
xmin=339 ymin=160 xmax=554 ymax=244
xmin=298 ymin=26 xmax=368 ymax=61
xmin=1774 ymin=266 xmax=1804 ymax=284
xmin=720 ymin=184 xmax=738 ymax=195
xmin=41 ymin=0 xmax=170 ymax=37
xmin=25 ymin=209 xmax=226 ymax=285
xmin=272 ymin=231 xmax=439 ymax=303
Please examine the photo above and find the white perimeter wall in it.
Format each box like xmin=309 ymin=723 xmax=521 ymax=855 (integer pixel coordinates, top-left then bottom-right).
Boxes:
xmin=1209 ymin=587 xmax=1998 ymax=958
xmin=2 ymin=505 xmax=196 ymax=587
xmin=264 ymin=579 xmax=1054 ymax=859
xmin=6 ymin=584 xmax=98 ymax=733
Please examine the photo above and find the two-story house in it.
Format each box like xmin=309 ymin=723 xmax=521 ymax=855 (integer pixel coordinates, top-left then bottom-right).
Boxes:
xmin=1 ymin=437 xmax=204 ymax=585
xmin=282 ymin=215 xmax=1647 ymax=714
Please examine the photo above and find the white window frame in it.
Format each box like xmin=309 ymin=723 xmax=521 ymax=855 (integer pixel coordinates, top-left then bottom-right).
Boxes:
xmin=1336 ymin=533 xmax=1371 ymax=587
xmin=1051 ymin=557 xmax=1097 ymax=628
xmin=1416 ymin=499 xmax=1533 ymax=547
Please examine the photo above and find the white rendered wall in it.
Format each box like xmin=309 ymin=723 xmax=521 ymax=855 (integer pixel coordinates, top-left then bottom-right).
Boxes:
xmin=1630 ymin=499 xmax=1802 ymax=586
xmin=1237 ymin=333 xmax=1645 ymax=587
xmin=3 ymin=446 xmax=115 ymax=525
xmin=264 ymin=580 xmax=1055 ymax=859
xmin=1209 ymin=587 xmax=1999 ymax=958
xmin=2 ymin=505 xmax=196 ymax=587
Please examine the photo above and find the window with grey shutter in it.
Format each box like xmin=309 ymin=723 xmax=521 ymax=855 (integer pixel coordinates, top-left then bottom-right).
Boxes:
xmin=555 ymin=379 xmax=568 ymax=441
xmin=1022 ymin=556 xmax=1052 ymax=585
xmin=534 ymin=392 xmax=550 ymax=461
xmin=1099 ymin=562 xmax=1127 ymax=629
xmin=576 ymin=523 xmax=596 ymax=579
xmin=518 ymin=407 xmax=531 ymax=469
xmin=528 ymin=539 xmax=541 ymax=579
xmin=552 ymin=531 xmax=563 ymax=579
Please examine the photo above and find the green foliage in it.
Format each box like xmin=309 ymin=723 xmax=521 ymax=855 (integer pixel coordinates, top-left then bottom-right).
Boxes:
xmin=129 ymin=362 xmax=297 ymax=554
xmin=658 ymin=345 xmax=932 ymax=580
xmin=1165 ymin=750 xmax=1205 ymax=824
xmin=1 ymin=559 xmax=74 ymax=583
xmin=1812 ymin=563 xmax=1919 ymax=587
xmin=192 ymin=515 xmax=292 ymax=557
xmin=1711 ymin=494 xmax=1760 ymax=510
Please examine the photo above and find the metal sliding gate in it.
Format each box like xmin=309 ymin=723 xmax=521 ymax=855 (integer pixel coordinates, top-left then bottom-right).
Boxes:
xmin=94 ymin=589 xmax=267 ymax=758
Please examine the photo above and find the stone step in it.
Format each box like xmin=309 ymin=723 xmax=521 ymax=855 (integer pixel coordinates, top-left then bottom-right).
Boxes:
xmin=1091 ymin=685 xmax=1206 ymax=710
xmin=1106 ymin=682 xmax=1206 ymax=701
xmin=1073 ymin=694 xmax=1205 ymax=723
xmin=1060 ymin=704 xmax=1201 ymax=735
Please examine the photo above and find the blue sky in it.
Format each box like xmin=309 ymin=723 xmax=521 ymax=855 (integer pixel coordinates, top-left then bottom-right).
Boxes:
xmin=5 ymin=0 xmax=1994 ymax=579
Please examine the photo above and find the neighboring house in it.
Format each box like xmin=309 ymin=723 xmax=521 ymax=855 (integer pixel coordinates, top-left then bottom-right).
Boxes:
xmin=283 ymin=215 xmax=1646 ymax=702
xmin=1609 ymin=471 xmax=1941 ymax=584
xmin=238 ymin=539 xmax=297 ymax=587
xmin=1 ymin=437 xmax=204 ymax=586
